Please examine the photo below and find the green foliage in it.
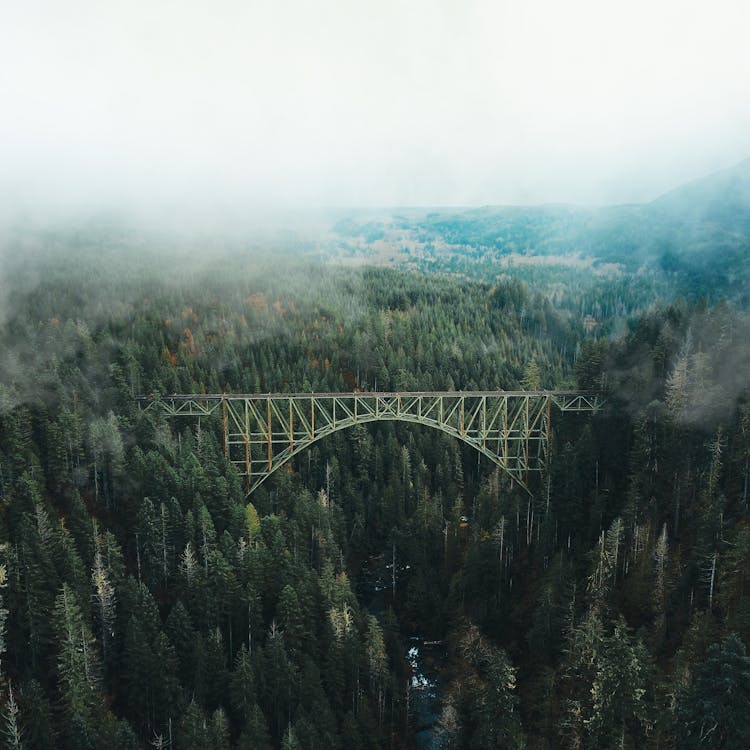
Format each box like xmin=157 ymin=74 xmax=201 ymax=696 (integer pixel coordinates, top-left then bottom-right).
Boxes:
xmin=585 ymin=618 xmax=651 ymax=747
xmin=245 ymin=502 xmax=261 ymax=542
xmin=0 ymin=241 xmax=748 ymax=748
xmin=455 ymin=624 xmax=526 ymax=748
xmin=676 ymin=633 xmax=750 ymax=748
xmin=1 ymin=683 xmax=23 ymax=750
xmin=53 ymin=584 xmax=101 ymax=721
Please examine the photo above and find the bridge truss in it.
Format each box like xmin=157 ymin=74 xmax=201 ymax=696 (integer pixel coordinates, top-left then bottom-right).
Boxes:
xmin=136 ymin=391 xmax=603 ymax=494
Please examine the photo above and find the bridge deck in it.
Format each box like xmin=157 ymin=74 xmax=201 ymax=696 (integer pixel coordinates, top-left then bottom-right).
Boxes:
xmin=136 ymin=389 xmax=597 ymax=400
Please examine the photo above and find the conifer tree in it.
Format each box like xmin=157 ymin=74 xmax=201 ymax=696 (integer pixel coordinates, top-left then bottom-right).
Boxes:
xmin=1 ymin=683 xmax=23 ymax=750
xmin=91 ymin=549 xmax=115 ymax=665
xmin=676 ymin=633 xmax=750 ymax=748
xmin=53 ymin=584 xmax=102 ymax=730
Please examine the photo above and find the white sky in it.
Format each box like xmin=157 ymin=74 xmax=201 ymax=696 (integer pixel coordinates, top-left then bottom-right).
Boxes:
xmin=2 ymin=0 xmax=750 ymax=215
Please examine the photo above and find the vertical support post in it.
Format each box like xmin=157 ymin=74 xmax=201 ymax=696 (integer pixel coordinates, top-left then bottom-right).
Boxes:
xmin=244 ymin=440 xmax=251 ymax=494
xmin=503 ymin=397 xmax=508 ymax=468
xmin=222 ymin=396 xmax=228 ymax=457
xmin=244 ymin=399 xmax=250 ymax=494
xmin=524 ymin=396 xmax=530 ymax=472
xmin=267 ymin=400 xmax=272 ymax=472
xmin=460 ymin=396 xmax=465 ymax=436
xmin=482 ymin=396 xmax=486 ymax=449
xmin=311 ymin=396 xmax=315 ymax=439
xmin=289 ymin=399 xmax=294 ymax=453
xmin=545 ymin=395 xmax=552 ymax=463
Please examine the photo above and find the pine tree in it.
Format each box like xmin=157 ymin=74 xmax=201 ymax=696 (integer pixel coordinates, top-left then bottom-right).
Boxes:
xmin=176 ymin=700 xmax=210 ymax=750
xmin=522 ymin=359 xmax=541 ymax=390
xmin=88 ymin=413 xmax=124 ymax=510
xmin=236 ymin=704 xmax=272 ymax=750
xmin=91 ymin=549 xmax=115 ymax=664
xmin=229 ymin=645 xmax=256 ymax=725
xmin=665 ymin=345 xmax=690 ymax=422
xmin=0 ymin=554 xmax=7 ymax=676
xmin=209 ymin=708 xmax=230 ymax=750
xmin=458 ymin=624 xmax=526 ymax=749
xmin=17 ymin=680 xmax=56 ymax=750
xmin=120 ymin=616 xmax=154 ymax=731
xmin=585 ymin=617 xmax=651 ymax=747
xmin=52 ymin=583 xmax=102 ymax=727
xmin=1 ymin=683 xmax=23 ymax=750
xmin=365 ymin=615 xmax=387 ymax=725
xmin=676 ymin=633 xmax=750 ymax=749
xmin=652 ymin=522 xmax=669 ymax=647
xmin=281 ymin=723 xmax=301 ymax=750
xmin=276 ymin=584 xmax=307 ymax=660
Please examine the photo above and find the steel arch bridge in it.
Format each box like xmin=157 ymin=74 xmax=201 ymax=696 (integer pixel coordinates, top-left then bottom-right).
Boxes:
xmin=136 ymin=391 xmax=603 ymax=495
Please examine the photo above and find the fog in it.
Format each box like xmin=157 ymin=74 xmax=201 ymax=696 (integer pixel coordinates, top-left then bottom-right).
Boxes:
xmin=2 ymin=0 xmax=750 ymax=222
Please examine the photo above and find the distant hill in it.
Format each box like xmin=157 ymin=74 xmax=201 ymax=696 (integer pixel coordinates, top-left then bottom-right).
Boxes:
xmin=640 ymin=159 xmax=750 ymax=297
xmin=651 ymin=157 xmax=750 ymax=231
xmin=330 ymin=159 xmax=750 ymax=301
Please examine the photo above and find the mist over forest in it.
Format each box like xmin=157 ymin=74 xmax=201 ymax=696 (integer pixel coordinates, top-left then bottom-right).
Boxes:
xmin=3 ymin=0 xmax=750 ymax=747
xmin=1 ymin=156 xmax=750 ymax=750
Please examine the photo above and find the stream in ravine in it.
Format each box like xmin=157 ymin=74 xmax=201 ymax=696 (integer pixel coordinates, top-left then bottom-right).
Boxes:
xmin=357 ymin=555 xmax=449 ymax=749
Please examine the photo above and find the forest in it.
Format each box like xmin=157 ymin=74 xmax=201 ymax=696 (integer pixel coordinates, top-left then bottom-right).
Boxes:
xmin=0 ymin=229 xmax=749 ymax=750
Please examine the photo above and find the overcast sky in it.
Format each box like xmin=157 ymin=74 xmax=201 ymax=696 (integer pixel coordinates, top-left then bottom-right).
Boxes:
xmin=2 ymin=0 xmax=750 ymax=217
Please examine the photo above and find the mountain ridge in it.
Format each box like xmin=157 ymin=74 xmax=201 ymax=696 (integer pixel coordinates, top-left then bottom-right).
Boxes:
xmin=330 ymin=158 xmax=750 ymax=291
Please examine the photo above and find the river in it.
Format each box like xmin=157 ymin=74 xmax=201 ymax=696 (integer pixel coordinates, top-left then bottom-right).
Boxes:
xmin=407 ymin=638 xmax=448 ymax=748
xmin=357 ymin=554 xmax=449 ymax=748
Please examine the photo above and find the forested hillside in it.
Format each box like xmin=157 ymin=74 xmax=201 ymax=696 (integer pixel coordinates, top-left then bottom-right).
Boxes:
xmin=330 ymin=158 xmax=750 ymax=306
xmin=1 ymin=239 xmax=749 ymax=749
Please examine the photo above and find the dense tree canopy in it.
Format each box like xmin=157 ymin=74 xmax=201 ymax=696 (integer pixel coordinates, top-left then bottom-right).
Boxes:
xmin=0 ymin=238 xmax=748 ymax=748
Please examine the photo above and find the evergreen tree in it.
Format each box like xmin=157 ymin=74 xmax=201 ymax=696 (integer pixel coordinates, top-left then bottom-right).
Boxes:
xmin=53 ymin=584 xmax=102 ymax=726
xmin=1 ymin=683 xmax=23 ymax=750
xmin=676 ymin=633 xmax=750 ymax=749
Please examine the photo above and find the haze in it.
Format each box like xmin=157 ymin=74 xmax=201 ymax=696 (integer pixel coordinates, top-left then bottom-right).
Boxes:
xmin=2 ymin=0 xmax=750 ymax=220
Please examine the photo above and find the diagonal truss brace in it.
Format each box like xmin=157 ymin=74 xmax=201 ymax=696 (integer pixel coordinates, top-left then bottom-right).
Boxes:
xmin=136 ymin=390 xmax=603 ymax=495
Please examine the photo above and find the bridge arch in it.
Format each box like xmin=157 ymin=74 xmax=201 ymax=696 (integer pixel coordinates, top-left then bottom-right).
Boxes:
xmin=242 ymin=411 xmax=531 ymax=495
